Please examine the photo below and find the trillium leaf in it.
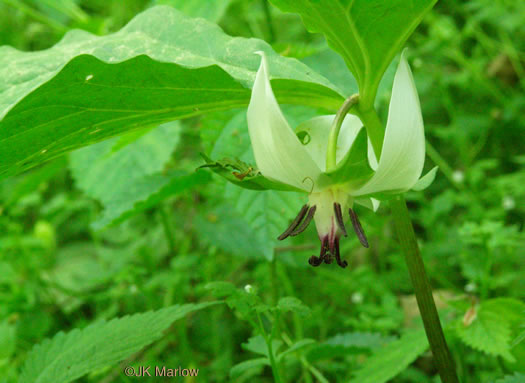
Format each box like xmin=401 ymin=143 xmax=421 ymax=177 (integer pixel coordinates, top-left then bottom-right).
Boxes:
xmin=269 ymin=0 xmax=437 ymax=106
xmin=354 ymin=51 xmax=425 ymax=197
xmin=199 ymin=154 xmax=300 ymax=192
xmin=69 ymin=122 xmax=211 ymax=229
xmin=0 ymin=6 xmax=343 ymax=179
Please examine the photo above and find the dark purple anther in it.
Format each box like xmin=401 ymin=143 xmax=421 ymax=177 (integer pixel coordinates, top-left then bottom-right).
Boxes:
xmin=277 ymin=204 xmax=309 ymax=240
xmin=349 ymin=208 xmax=369 ymax=248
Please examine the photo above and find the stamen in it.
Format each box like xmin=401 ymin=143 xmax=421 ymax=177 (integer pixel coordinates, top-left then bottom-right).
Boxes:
xmin=333 ymin=237 xmax=348 ymax=268
xmin=333 ymin=202 xmax=348 ymax=237
xmin=349 ymin=208 xmax=369 ymax=248
xmin=290 ymin=205 xmax=316 ymax=236
xmin=277 ymin=204 xmax=309 ymax=240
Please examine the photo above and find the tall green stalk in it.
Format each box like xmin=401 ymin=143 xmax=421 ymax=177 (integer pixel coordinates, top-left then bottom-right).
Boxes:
xmin=356 ymin=106 xmax=460 ymax=383
xmin=390 ymin=196 xmax=459 ymax=383
xmin=257 ymin=313 xmax=283 ymax=383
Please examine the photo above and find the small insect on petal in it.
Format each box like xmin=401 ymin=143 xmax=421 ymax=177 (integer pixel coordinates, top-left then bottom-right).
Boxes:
xmin=349 ymin=208 xmax=369 ymax=248
xmin=277 ymin=204 xmax=309 ymax=240
xmin=290 ymin=206 xmax=317 ymax=236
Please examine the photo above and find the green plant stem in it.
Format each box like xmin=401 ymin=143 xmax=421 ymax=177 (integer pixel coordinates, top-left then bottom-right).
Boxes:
xmin=281 ymin=333 xmax=326 ymax=383
xmin=426 ymin=141 xmax=464 ymax=190
xmin=159 ymin=204 xmax=177 ymax=254
xmin=358 ymin=104 xmax=459 ymax=382
xmin=390 ymin=196 xmax=459 ymax=383
xmin=4 ymin=0 xmax=67 ymax=32
xmin=326 ymin=94 xmax=359 ymax=171
xmin=271 ymin=256 xmax=279 ymax=305
xmin=356 ymin=105 xmax=384 ymax=159
xmin=480 ymin=238 xmax=492 ymax=300
xmin=262 ymin=0 xmax=276 ymax=43
xmin=257 ymin=313 xmax=283 ymax=383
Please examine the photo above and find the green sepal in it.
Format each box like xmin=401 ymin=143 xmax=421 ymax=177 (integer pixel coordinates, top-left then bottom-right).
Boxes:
xmin=325 ymin=128 xmax=374 ymax=187
xmin=199 ymin=154 xmax=300 ymax=192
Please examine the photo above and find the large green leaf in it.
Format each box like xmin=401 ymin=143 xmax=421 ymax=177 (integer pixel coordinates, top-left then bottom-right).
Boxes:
xmin=269 ymin=0 xmax=437 ymax=106
xmin=0 ymin=5 xmax=344 ymax=179
xmin=224 ymin=185 xmax=306 ymax=260
xmin=20 ymin=302 xmax=219 ymax=383
xmin=69 ymin=122 xmax=204 ymax=229
xmin=456 ymin=309 xmax=514 ymax=361
xmin=456 ymin=298 xmax=525 ymax=362
xmin=351 ymin=329 xmax=429 ymax=383
xmin=307 ymin=332 xmax=395 ymax=360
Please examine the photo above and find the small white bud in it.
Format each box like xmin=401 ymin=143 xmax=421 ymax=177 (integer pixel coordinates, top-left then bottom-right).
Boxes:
xmin=351 ymin=292 xmax=363 ymax=304
xmin=502 ymin=196 xmax=515 ymax=211
xmin=464 ymin=282 xmax=477 ymax=293
xmin=452 ymin=170 xmax=464 ymax=183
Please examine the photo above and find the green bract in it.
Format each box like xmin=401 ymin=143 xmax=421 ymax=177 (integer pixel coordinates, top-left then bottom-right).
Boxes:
xmin=246 ymin=50 xmax=435 ymax=267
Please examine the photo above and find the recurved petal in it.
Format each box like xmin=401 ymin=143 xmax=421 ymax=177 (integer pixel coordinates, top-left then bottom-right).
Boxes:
xmin=247 ymin=52 xmax=322 ymax=192
xmin=353 ymin=50 xmax=425 ymax=196
xmin=295 ymin=114 xmax=364 ymax=171
xmin=355 ymin=197 xmax=380 ymax=212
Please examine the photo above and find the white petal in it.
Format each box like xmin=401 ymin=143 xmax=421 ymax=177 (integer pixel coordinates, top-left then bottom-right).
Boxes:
xmin=295 ymin=114 xmax=364 ymax=171
xmin=247 ymin=52 xmax=322 ymax=191
xmin=353 ymin=51 xmax=425 ymax=196
xmin=412 ymin=166 xmax=438 ymax=191
xmin=355 ymin=197 xmax=380 ymax=212
xmin=367 ymin=139 xmax=378 ymax=170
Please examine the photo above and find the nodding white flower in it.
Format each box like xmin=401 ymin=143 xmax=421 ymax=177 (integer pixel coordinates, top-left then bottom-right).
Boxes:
xmin=247 ymin=51 xmax=432 ymax=268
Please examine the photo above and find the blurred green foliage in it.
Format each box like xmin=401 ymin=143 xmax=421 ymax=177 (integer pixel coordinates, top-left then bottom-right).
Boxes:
xmin=0 ymin=0 xmax=524 ymax=382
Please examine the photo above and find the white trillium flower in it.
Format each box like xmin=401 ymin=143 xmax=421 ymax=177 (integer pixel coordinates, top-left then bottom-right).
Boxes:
xmin=247 ymin=50 xmax=433 ymax=268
